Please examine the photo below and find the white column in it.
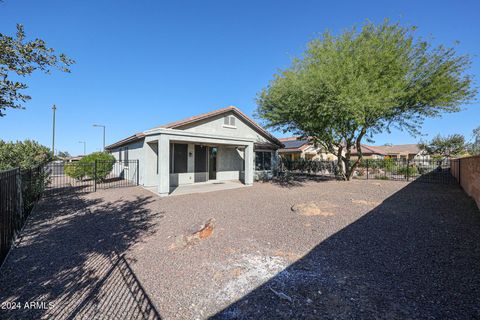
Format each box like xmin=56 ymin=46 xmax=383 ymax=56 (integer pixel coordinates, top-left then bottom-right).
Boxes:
xmin=157 ymin=134 xmax=170 ymax=196
xmin=244 ymin=142 xmax=254 ymax=186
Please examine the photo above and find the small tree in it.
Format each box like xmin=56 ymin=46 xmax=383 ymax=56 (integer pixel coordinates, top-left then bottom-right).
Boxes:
xmin=419 ymin=134 xmax=467 ymax=159
xmin=467 ymin=126 xmax=480 ymax=155
xmin=57 ymin=151 xmax=71 ymax=158
xmin=0 ymin=24 xmax=74 ymax=116
xmin=257 ymin=20 xmax=476 ymax=180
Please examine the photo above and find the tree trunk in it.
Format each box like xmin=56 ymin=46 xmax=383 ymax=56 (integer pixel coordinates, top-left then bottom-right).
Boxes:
xmin=336 ymin=147 xmax=346 ymax=180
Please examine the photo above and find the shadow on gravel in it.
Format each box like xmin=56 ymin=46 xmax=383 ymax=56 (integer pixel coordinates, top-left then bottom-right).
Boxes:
xmin=212 ymin=180 xmax=480 ymax=319
xmin=0 ymin=188 xmax=162 ymax=319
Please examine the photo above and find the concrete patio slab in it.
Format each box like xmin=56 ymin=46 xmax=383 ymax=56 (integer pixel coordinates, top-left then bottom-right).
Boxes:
xmin=144 ymin=180 xmax=247 ymax=197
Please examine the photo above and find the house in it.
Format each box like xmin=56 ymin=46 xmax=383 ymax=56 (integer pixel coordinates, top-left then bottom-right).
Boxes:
xmin=278 ymin=137 xmax=337 ymax=161
xmin=105 ymin=106 xmax=283 ymax=196
xmin=350 ymin=145 xmax=387 ymax=160
xmin=351 ymin=144 xmax=430 ymax=161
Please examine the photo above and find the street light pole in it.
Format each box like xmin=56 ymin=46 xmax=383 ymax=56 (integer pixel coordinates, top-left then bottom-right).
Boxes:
xmin=52 ymin=104 xmax=56 ymax=156
xmin=93 ymin=124 xmax=106 ymax=151
xmin=79 ymin=141 xmax=86 ymax=156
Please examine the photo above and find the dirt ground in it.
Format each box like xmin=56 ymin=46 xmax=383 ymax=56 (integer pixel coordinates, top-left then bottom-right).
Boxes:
xmin=1 ymin=179 xmax=479 ymax=319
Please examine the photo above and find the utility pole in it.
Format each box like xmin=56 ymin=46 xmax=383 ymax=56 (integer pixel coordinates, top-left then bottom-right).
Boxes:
xmin=79 ymin=141 xmax=86 ymax=156
xmin=52 ymin=104 xmax=57 ymax=156
xmin=93 ymin=124 xmax=106 ymax=151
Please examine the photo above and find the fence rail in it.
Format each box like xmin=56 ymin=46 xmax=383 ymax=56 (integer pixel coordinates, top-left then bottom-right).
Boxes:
xmin=45 ymin=160 xmax=139 ymax=194
xmin=277 ymin=157 xmax=456 ymax=184
xmin=0 ymin=159 xmax=140 ymax=266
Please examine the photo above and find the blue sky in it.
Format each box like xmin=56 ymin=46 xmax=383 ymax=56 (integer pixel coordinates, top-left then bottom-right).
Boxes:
xmin=1 ymin=0 xmax=479 ymax=155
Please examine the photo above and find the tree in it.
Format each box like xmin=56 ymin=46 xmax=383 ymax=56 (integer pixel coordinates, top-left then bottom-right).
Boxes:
xmin=256 ymin=20 xmax=476 ymax=180
xmin=0 ymin=140 xmax=52 ymax=170
xmin=57 ymin=151 xmax=71 ymax=158
xmin=419 ymin=134 xmax=467 ymax=159
xmin=0 ymin=24 xmax=74 ymax=116
xmin=466 ymin=126 xmax=480 ymax=155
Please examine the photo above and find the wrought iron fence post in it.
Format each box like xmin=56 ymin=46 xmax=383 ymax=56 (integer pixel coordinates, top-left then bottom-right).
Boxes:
xmin=94 ymin=160 xmax=97 ymax=192
xmin=137 ymin=159 xmax=140 ymax=185
xmin=406 ymin=158 xmax=410 ymax=181
xmin=365 ymin=159 xmax=368 ymax=180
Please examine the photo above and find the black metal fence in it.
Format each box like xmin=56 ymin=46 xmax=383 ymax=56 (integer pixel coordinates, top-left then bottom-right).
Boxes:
xmin=277 ymin=157 xmax=456 ymax=184
xmin=45 ymin=160 xmax=139 ymax=194
xmin=0 ymin=160 xmax=139 ymax=266
xmin=0 ymin=165 xmax=46 ymax=265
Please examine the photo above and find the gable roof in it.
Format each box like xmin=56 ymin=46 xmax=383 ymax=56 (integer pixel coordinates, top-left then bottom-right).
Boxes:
xmin=106 ymin=106 xmax=282 ymax=150
xmin=351 ymin=144 xmax=421 ymax=156
xmin=373 ymin=144 xmax=421 ymax=155
xmin=152 ymin=106 xmax=282 ymax=147
xmin=353 ymin=144 xmax=386 ymax=155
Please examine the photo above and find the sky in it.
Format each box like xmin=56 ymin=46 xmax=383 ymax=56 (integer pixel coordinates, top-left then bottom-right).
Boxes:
xmin=1 ymin=0 xmax=479 ymax=155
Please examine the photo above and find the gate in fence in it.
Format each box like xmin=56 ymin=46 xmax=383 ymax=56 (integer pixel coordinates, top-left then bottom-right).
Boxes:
xmin=277 ymin=158 xmax=456 ymax=184
xmin=45 ymin=160 xmax=140 ymax=194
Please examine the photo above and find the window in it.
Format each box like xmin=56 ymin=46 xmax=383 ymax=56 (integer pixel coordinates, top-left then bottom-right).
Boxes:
xmin=123 ymin=147 xmax=129 ymax=166
xmin=170 ymin=143 xmax=188 ymax=174
xmin=119 ymin=149 xmax=122 ymax=162
xmin=223 ymin=116 xmax=236 ymax=127
xmin=255 ymin=151 xmax=272 ymax=171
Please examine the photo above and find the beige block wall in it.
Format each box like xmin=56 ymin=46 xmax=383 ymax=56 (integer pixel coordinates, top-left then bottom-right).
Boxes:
xmin=452 ymin=155 xmax=480 ymax=210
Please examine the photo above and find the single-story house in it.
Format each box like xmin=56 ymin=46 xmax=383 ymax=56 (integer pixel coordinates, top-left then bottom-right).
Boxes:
xmin=278 ymin=137 xmax=339 ymax=161
xmin=105 ymin=106 xmax=283 ymax=196
xmin=351 ymin=144 xmax=430 ymax=161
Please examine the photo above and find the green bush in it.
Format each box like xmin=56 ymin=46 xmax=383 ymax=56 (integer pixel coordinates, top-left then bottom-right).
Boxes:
xmin=64 ymin=162 xmax=88 ymax=180
xmin=396 ymin=165 xmax=418 ymax=177
xmin=65 ymin=152 xmax=115 ymax=181
xmin=0 ymin=140 xmax=52 ymax=171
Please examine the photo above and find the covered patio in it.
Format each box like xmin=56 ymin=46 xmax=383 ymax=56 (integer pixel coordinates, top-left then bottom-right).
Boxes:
xmin=143 ymin=128 xmax=255 ymax=196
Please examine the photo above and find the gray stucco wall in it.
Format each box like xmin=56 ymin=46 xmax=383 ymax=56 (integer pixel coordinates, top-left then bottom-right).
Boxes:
xmin=217 ymin=146 xmax=245 ymax=181
xmin=110 ymin=139 xmax=146 ymax=186
xmin=174 ymin=111 xmax=270 ymax=144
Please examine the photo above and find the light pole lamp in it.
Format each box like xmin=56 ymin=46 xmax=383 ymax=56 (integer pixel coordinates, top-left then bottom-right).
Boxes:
xmin=79 ymin=141 xmax=86 ymax=155
xmin=93 ymin=124 xmax=106 ymax=151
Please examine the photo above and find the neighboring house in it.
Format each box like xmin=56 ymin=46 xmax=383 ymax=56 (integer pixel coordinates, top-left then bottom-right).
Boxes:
xmin=351 ymin=144 xmax=430 ymax=161
xmin=278 ymin=137 xmax=337 ymax=161
xmin=105 ymin=106 xmax=283 ymax=196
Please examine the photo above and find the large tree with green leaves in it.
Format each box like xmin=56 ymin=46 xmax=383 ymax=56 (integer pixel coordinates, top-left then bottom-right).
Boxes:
xmin=0 ymin=24 xmax=74 ymax=116
xmin=257 ymin=20 xmax=476 ymax=180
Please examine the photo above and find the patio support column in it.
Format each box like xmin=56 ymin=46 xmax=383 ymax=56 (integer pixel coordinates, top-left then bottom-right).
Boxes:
xmin=157 ymin=134 xmax=170 ymax=196
xmin=244 ymin=142 xmax=254 ymax=186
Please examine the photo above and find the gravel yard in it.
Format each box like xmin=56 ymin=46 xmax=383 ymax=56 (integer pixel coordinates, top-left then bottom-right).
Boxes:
xmin=1 ymin=179 xmax=480 ymax=319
